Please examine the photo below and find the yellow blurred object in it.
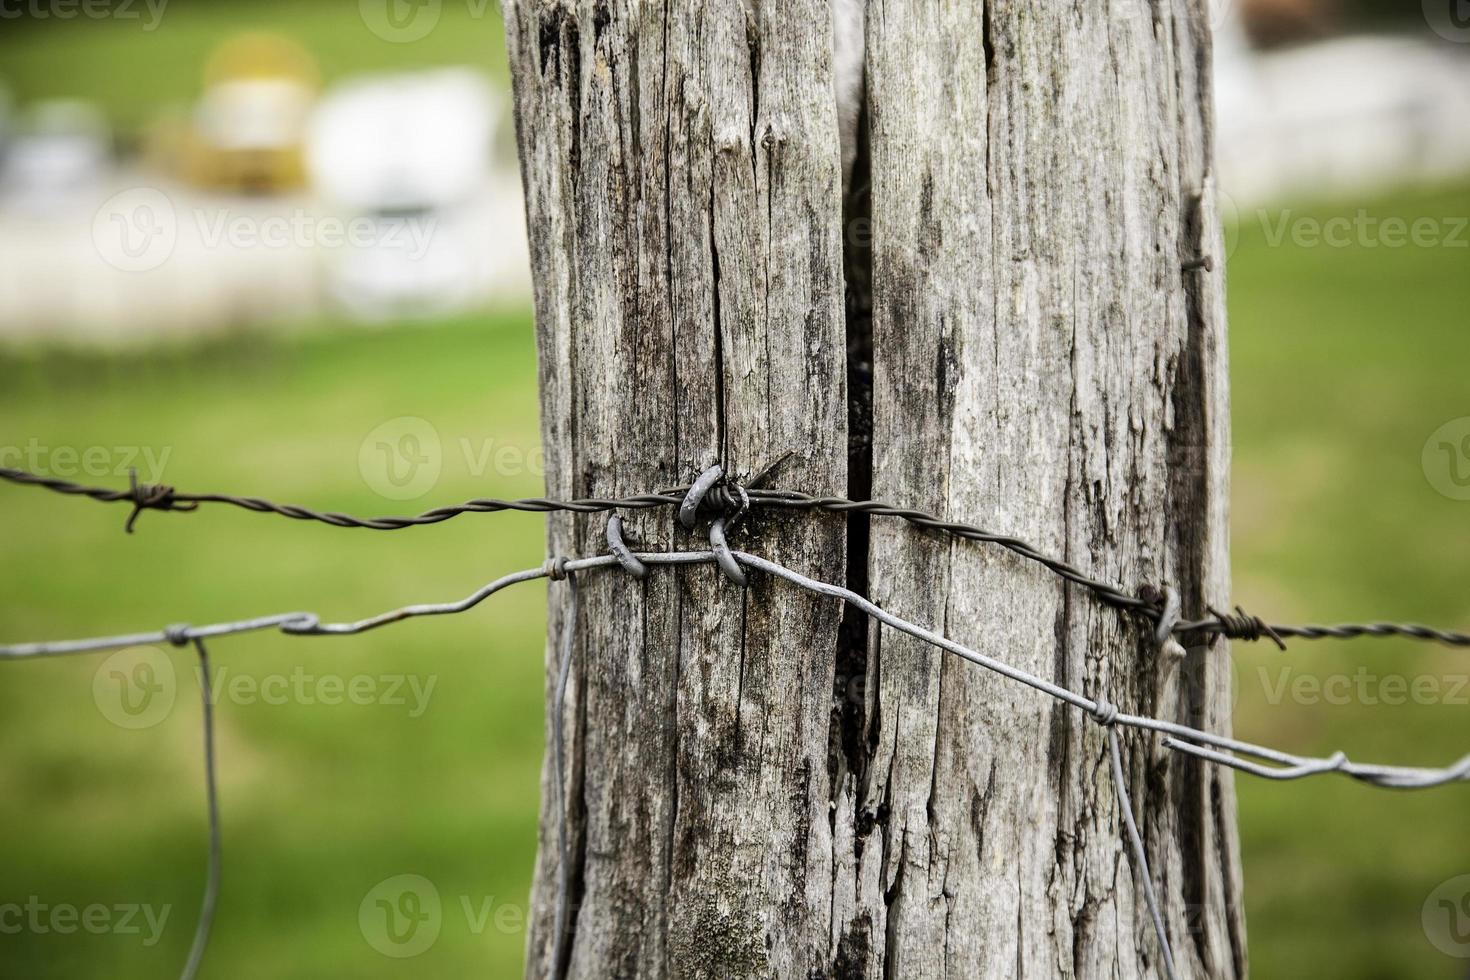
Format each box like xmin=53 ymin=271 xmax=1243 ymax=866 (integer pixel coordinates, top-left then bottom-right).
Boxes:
xmin=186 ymin=33 xmax=320 ymax=194
xmin=203 ymin=32 xmax=321 ymax=88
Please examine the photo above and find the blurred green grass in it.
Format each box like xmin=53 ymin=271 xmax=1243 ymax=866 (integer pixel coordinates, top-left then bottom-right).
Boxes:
xmin=0 ymin=193 xmax=1468 ymax=977
xmin=0 ymin=312 xmax=551 ymax=978
xmin=1227 ymin=184 xmax=1470 ymax=978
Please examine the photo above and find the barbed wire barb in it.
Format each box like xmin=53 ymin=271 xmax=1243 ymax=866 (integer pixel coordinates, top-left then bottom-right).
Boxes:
xmin=5 ymin=533 xmax=1468 ymax=977
xmin=4 ymin=464 xmax=1466 ymax=651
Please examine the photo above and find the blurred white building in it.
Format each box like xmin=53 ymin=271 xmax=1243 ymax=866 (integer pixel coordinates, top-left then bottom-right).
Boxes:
xmin=0 ymin=100 xmax=111 ymax=216
xmin=0 ymin=68 xmax=530 ymax=343
xmin=306 ymin=68 xmax=529 ymax=321
xmin=1215 ymin=18 xmax=1470 ymax=206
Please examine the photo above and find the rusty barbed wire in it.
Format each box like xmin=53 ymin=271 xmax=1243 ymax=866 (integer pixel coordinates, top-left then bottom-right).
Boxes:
xmin=4 ymin=463 xmax=1468 ymax=652
xmin=5 ymin=479 xmax=1470 ymax=976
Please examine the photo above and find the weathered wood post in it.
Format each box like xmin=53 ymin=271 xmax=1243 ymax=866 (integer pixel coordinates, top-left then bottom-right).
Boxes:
xmin=503 ymin=1 xmax=1243 ymax=976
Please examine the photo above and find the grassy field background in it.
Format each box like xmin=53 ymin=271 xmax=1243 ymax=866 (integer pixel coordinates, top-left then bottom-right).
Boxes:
xmin=0 ymin=186 xmax=1466 ymax=979
xmin=2 ymin=5 xmax=1470 ymax=976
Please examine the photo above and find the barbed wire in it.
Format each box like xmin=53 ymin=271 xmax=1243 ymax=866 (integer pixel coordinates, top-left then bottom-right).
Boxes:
xmin=6 ymin=504 xmax=1470 ymax=974
xmin=5 ymin=537 xmax=1468 ymax=974
xmin=4 ymin=464 xmax=1468 ymax=652
xmin=6 ymin=460 xmax=1469 ymax=974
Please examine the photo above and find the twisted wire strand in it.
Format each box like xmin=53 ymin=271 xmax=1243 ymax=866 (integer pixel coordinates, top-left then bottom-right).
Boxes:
xmin=2 ymin=547 xmax=1465 ymax=791
xmin=3 ymin=466 xmax=1467 ymax=650
xmin=1107 ymin=726 xmax=1179 ymax=980
xmin=179 ymin=636 xmax=220 ymax=980
xmin=549 ymin=567 xmax=578 ymax=979
xmin=5 ymin=541 xmax=1467 ymax=977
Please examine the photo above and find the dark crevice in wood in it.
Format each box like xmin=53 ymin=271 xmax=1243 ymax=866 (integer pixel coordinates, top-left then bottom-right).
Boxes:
xmin=734 ymin=592 xmax=748 ymax=752
xmin=592 ymin=0 xmax=611 ymax=45
xmin=830 ymin=26 xmax=875 ymax=829
xmin=1173 ymin=186 xmax=1214 ymax=971
xmin=660 ymin=3 xmax=680 ymax=475
xmin=1214 ymin=775 xmax=1247 ymax=977
xmin=561 ymin=621 xmax=590 ymax=980
xmin=539 ymin=6 xmax=583 ymax=176
xmin=708 ymin=181 xmax=728 ymax=466
xmin=745 ymin=9 xmax=762 ymax=188
xmin=981 ymin=0 xmax=997 ymax=81
xmin=881 ymin=831 xmax=905 ymax=980
xmin=832 ymin=912 xmax=873 ymax=980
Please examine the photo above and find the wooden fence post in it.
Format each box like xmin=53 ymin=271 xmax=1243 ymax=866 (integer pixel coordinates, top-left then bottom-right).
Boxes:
xmin=503 ymin=1 xmax=1243 ymax=975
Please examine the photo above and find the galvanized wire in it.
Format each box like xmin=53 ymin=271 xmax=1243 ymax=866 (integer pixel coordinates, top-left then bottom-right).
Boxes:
xmin=1107 ymin=725 xmax=1178 ymax=980
xmin=548 ymin=562 xmax=578 ymax=980
xmin=3 ymin=545 xmax=1466 ymax=793
xmin=3 ymin=464 xmax=1468 ymax=651
xmin=4 ymin=537 xmax=1469 ymax=976
xmin=179 ymin=636 xmax=220 ymax=980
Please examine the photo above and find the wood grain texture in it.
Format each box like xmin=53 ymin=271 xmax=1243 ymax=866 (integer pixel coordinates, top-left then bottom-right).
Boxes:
xmin=503 ymin=1 xmax=1243 ymax=976
xmin=503 ymin=0 xmax=848 ymax=976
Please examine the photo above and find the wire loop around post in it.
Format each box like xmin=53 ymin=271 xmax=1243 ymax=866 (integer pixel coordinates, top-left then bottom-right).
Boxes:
xmin=1151 ymin=586 xmax=1187 ymax=660
xmin=678 ymin=465 xmax=724 ymax=530
xmin=604 ymin=515 xmax=648 ymax=579
xmin=708 ymin=519 xmax=747 ymax=587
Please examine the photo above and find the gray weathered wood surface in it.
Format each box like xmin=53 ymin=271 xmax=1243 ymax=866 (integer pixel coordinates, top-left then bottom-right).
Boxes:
xmin=503 ymin=1 xmax=1243 ymax=976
